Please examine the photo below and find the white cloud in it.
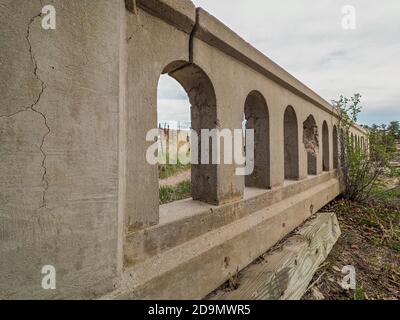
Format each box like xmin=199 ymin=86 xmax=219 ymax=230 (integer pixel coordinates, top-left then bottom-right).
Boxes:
xmin=157 ymin=75 xmax=191 ymax=126
xmin=157 ymin=98 xmax=191 ymax=123
xmin=158 ymin=0 xmax=400 ymax=125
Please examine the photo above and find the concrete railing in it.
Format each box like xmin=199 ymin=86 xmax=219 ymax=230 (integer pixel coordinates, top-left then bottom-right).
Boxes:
xmin=0 ymin=0 xmax=367 ymax=299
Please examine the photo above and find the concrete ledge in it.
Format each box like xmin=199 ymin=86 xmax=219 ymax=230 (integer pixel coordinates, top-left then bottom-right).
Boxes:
xmin=124 ymin=172 xmax=337 ymax=266
xmin=126 ymin=0 xmax=196 ymax=34
xmin=105 ymin=177 xmax=340 ymax=299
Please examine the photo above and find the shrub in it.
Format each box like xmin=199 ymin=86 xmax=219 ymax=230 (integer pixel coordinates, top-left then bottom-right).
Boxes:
xmin=334 ymin=94 xmax=396 ymax=201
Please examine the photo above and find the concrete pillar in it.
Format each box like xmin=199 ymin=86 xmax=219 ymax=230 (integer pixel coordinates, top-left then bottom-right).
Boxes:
xmin=123 ymin=2 xmax=195 ymax=232
xmin=269 ymin=103 xmax=285 ymax=188
xmin=0 ymin=0 xmax=122 ymax=299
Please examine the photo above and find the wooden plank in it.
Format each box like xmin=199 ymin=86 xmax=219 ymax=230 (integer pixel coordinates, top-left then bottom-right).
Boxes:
xmin=210 ymin=212 xmax=341 ymax=300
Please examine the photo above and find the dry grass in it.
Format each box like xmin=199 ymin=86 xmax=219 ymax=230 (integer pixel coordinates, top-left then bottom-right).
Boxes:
xmin=303 ymin=198 xmax=400 ymax=300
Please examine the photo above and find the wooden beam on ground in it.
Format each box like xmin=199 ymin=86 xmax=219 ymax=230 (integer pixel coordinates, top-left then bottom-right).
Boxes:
xmin=210 ymin=212 xmax=341 ymax=300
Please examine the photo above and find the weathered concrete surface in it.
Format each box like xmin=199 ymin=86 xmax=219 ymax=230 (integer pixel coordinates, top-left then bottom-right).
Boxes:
xmin=303 ymin=115 xmax=319 ymax=175
xmin=124 ymin=172 xmax=336 ymax=267
xmin=0 ymin=0 xmax=368 ymax=299
xmin=123 ymin=4 xmax=193 ymax=233
xmin=0 ymin=0 xmax=121 ymax=299
xmin=133 ymin=0 xmax=196 ymax=34
xmin=104 ymin=176 xmax=340 ymax=299
xmin=192 ymin=7 xmax=367 ymax=186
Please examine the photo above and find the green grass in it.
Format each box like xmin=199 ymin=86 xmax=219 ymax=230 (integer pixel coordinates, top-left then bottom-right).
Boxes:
xmin=377 ymin=188 xmax=400 ymax=203
xmin=390 ymin=167 xmax=400 ymax=177
xmin=159 ymin=180 xmax=192 ymax=205
xmin=329 ymin=198 xmax=400 ymax=252
xmin=354 ymin=287 xmax=367 ymax=300
xmin=370 ymin=183 xmax=400 ymax=205
xmin=158 ymin=157 xmax=191 ymax=180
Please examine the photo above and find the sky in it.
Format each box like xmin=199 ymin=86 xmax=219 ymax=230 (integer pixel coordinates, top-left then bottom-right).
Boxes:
xmin=158 ymin=0 xmax=400 ymax=127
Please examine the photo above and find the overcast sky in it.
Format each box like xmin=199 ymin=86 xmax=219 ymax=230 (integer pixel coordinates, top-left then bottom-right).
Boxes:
xmin=158 ymin=0 xmax=400 ymax=127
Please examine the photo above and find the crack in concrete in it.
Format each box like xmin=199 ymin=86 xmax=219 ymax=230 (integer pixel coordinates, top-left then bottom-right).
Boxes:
xmin=26 ymin=12 xmax=50 ymax=209
xmin=0 ymin=11 xmax=49 ymax=210
xmin=0 ymin=13 xmax=44 ymax=119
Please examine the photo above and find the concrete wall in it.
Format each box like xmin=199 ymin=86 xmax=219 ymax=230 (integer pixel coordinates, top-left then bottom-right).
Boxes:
xmin=0 ymin=0 xmax=122 ymax=299
xmin=0 ymin=0 xmax=368 ymax=299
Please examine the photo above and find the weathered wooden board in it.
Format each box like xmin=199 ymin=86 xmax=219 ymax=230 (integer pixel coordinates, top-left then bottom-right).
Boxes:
xmin=211 ymin=212 xmax=341 ymax=300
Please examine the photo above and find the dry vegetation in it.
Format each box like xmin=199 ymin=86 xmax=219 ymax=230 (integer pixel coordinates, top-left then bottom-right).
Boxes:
xmin=304 ymin=182 xmax=400 ymax=300
xmin=159 ymin=157 xmax=192 ymax=205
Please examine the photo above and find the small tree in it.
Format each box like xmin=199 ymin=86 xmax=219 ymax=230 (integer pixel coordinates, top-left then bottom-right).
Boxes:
xmin=387 ymin=121 xmax=400 ymax=140
xmin=333 ymin=94 xmax=394 ymax=201
xmin=368 ymin=124 xmax=397 ymax=161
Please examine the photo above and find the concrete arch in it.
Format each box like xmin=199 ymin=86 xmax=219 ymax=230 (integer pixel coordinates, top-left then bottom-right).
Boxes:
xmin=351 ymin=133 xmax=355 ymax=148
xmin=162 ymin=61 xmax=218 ymax=204
xmin=322 ymin=121 xmax=330 ymax=171
xmin=340 ymin=128 xmax=345 ymax=163
xmin=244 ymin=90 xmax=270 ymax=188
xmin=333 ymin=125 xmax=339 ymax=169
xmin=284 ymin=106 xmax=299 ymax=180
xmin=303 ymin=115 xmax=318 ymax=175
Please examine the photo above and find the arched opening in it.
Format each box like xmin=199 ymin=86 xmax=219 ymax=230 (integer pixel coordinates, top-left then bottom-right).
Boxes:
xmin=340 ymin=128 xmax=346 ymax=166
xmin=244 ymin=91 xmax=270 ymax=188
xmin=351 ymin=133 xmax=354 ymax=147
xmin=157 ymin=61 xmax=218 ymax=204
xmin=322 ymin=121 xmax=330 ymax=171
xmin=303 ymin=115 xmax=318 ymax=175
xmin=284 ymin=106 xmax=299 ymax=180
xmin=157 ymin=73 xmax=191 ymax=204
xmin=333 ymin=125 xmax=339 ymax=169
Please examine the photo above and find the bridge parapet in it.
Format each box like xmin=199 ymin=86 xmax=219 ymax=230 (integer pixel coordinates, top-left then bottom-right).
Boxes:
xmin=0 ymin=0 xmax=367 ymax=299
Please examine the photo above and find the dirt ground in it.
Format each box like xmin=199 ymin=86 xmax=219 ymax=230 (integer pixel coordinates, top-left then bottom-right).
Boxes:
xmin=303 ymin=199 xmax=400 ymax=300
